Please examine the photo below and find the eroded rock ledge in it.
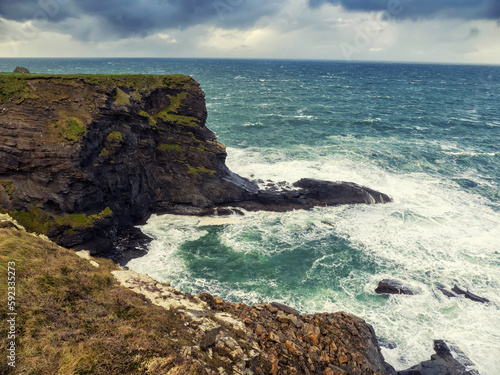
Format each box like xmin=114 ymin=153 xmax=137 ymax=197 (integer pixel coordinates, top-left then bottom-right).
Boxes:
xmin=0 ymin=73 xmax=391 ymax=255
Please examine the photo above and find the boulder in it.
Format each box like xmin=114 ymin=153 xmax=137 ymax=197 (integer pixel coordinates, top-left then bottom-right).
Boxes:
xmin=269 ymin=302 xmax=300 ymax=316
xmin=13 ymin=66 xmax=30 ymax=73
xmin=375 ymin=279 xmax=420 ymax=295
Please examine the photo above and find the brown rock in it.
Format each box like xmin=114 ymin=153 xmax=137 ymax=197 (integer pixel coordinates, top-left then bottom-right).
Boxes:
xmin=308 ymin=346 xmax=321 ymax=362
xmin=303 ymin=323 xmax=321 ymax=346
xmin=269 ymin=332 xmax=281 ymax=343
xmin=254 ymin=302 xmax=266 ymax=310
xmin=214 ymin=297 xmax=224 ymax=304
xmin=277 ymin=311 xmax=291 ymax=323
xmin=290 ymin=316 xmax=304 ymax=328
xmin=271 ymin=356 xmax=279 ymax=375
xmin=285 ymin=340 xmax=303 ymax=357
xmin=338 ymin=354 xmax=348 ymax=364
xmin=267 ymin=305 xmax=278 ymax=313
xmin=255 ymin=324 xmax=265 ymax=336
xmin=269 ymin=302 xmax=300 ymax=316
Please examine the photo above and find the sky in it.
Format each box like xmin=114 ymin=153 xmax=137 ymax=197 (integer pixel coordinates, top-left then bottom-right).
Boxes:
xmin=0 ymin=0 xmax=499 ymax=64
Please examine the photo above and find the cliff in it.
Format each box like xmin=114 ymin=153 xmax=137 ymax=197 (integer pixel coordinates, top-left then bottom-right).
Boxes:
xmin=0 ymin=73 xmax=391 ymax=255
xmin=0 ymin=73 xmax=254 ymax=254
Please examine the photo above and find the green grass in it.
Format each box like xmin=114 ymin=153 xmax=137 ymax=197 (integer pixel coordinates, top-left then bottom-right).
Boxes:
xmin=186 ymin=165 xmax=216 ymax=176
xmin=154 ymin=92 xmax=200 ymax=127
xmin=0 ymin=74 xmax=29 ymax=103
xmin=156 ymin=113 xmax=199 ymax=127
xmin=138 ymin=110 xmax=157 ymax=127
xmin=61 ymin=119 xmax=86 ymax=144
xmin=0 ymin=73 xmax=199 ymax=104
xmin=114 ymin=88 xmax=131 ymax=107
xmin=157 ymin=144 xmax=183 ymax=152
xmin=9 ymin=207 xmax=114 ymax=236
xmin=99 ymin=148 xmax=110 ymax=157
xmin=106 ymin=131 xmax=124 ymax=143
xmin=0 ymin=228 xmax=203 ymax=374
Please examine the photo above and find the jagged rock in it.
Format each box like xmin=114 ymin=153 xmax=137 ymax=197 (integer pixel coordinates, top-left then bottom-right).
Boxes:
xmin=205 ymin=294 xmax=392 ymax=375
xmin=13 ymin=66 xmax=30 ymax=73
xmin=398 ymin=340 xmax=479 ymax=375
xmin=452 ymin=285 xmax=490 ymax=303
xmin=229 ymin=178 xmax=392 ymax=212
xmin=199 ymin=320 xmax=222 ymax=349
xmin=269 ymin=302 xmax=300 ymax=316
xmin=437 ymin=287 xmax=457 ymax=298
xmin=375 ymin=279 xmax=420 ymax=295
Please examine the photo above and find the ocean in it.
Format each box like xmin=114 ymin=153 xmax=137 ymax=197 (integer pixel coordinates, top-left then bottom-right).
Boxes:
xmin=2 ymin=58 xmax=499 ymax=373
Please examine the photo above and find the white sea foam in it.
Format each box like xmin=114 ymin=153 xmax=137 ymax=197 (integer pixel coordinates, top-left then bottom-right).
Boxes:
xmin=127 ymin=146 xmax=500 ymax=374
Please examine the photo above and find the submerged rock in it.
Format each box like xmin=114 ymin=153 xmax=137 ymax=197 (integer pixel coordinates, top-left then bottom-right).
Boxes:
xmin=437 ymin=286 xmax=457 ymax=298
xmin=452 ymin=285 xmax=490 ymax=303
xmin=375 ymin=279 xmax=421 ymax=295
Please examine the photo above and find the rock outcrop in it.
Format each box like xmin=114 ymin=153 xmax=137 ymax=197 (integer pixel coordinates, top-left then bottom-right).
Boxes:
xmin=0 ymin=73 xmax=253 ymax=253
xmin=13 ymin=66 xmax=30 ymax=74
xmin=398 ymin=340 xmax=479 ymax=375
xmin=0 ymin=73 xmax=391 ymax=255
xmin=375 ymin=280 xmax=421 ymax=296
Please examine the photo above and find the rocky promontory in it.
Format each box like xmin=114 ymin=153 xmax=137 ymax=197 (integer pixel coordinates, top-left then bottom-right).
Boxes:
xmin=0 ymin=73 xmax=391 ymax=255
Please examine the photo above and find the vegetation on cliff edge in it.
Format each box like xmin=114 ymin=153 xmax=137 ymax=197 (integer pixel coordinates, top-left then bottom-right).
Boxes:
xmin=0 ymin=73 xmax=199 ymax=105
xmin=0 ymin=227 xmax=207 ymax=374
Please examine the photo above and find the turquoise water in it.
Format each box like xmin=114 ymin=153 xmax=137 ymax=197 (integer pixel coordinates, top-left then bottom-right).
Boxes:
xmin=2 ymin=58 xmax=499 ymax=373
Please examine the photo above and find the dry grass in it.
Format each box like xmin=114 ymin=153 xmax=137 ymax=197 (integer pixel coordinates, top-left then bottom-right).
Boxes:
xmin=0 ymin=229 xmax=202 ymax=374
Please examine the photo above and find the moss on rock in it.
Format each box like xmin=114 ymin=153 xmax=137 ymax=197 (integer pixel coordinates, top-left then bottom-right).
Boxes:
xmin=0 ymin=180 xmax=15 ymax=196
xmin=157 ymin=144 xmax=182 ymax=152
xmin=9 ymin=207 xmax=113 ymax=237
xmin=114 ymin=88 xmax=131 ymax=107
xmin=106 ymin=131 xmax=124 ymax=143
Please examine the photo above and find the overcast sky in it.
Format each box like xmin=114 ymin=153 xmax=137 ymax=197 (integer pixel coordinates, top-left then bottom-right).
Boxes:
xmin=0 ymin=0 xmax=499 ymax=64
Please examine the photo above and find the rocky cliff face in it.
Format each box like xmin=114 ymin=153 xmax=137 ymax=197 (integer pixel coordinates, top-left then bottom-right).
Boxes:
xmin=0 ymin=73 xmax=391 ymax=255
xmin=0 ymin=73 xmax=253 ymax=253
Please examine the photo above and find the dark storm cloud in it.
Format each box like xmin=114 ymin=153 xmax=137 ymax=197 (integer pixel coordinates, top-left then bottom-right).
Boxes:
xmin=0 ymin=0 xmax=284 ymax=40
xmin=468 ymin=27 xmax=481 ymax=38
xmin=309 ymin=0 xmax=500 ymax=20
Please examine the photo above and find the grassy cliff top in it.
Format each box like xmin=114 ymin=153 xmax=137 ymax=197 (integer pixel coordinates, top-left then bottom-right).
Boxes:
xmin=0 ymin=227 xmax=207 ymax=374
xmin=0 ymin=73 xmax=200 ymax=104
